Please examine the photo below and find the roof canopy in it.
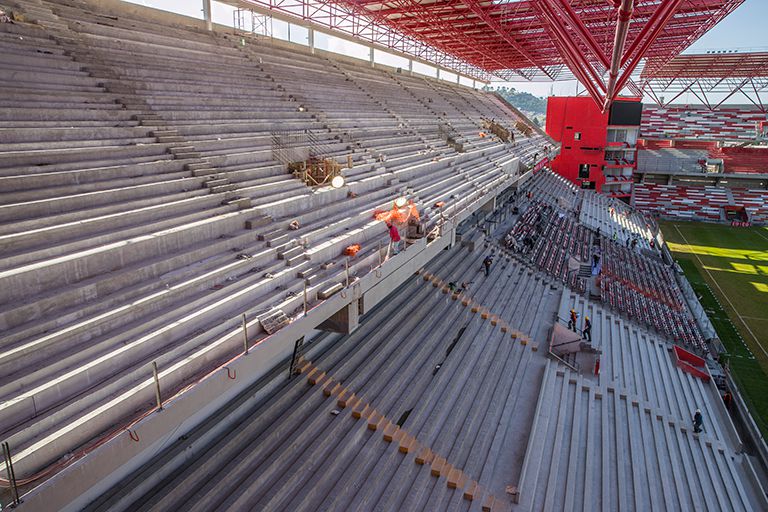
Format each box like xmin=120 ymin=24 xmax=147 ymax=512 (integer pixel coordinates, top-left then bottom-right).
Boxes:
xmin=232 ymin=0 xmax=745 ymax=108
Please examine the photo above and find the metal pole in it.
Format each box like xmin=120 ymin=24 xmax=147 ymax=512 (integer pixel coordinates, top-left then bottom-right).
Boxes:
xmin=152 ymin=361 xmax=162 ymax=410
xmin=202 ymin=0 xmax=212 ymax=31
xmin=242 ymin=313 xmax=249 ymax=355
xmin=378 ymin=241 xmax=382 ymax=267
xmin=303 ymin=280 xmax=308 ymax=316
xmin=3 ymin=442 xmax=20 ymax=505
xmin=345 ymin=258 xmax=350 ymax=287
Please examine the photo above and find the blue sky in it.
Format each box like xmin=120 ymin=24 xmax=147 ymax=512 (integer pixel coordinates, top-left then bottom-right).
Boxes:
xmin=687 ymin=0 xmax=767 ymax=52
xmin=125 ymin=0 xmax=764 ymax=99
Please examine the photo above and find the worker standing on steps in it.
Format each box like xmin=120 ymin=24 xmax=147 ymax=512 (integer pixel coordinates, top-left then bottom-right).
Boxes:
xmin=693 ymin=409 xmax=704 ymax=433
xmin=568 ymin=308 xmax=578 ymax=332
xmin=483 ymin=255 xmax=493 ymax=277
xmin=387 ymin=222 xmax=401 ymax=256
xmin=583 ymin=316 xmax=592 ymax=342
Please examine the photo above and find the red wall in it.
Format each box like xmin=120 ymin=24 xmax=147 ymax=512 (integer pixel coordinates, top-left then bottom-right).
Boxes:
xmin=546 ymin=96 xmax=610 ymax=191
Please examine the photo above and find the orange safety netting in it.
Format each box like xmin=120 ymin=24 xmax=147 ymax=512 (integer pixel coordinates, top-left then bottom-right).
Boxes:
xmin=373 ymin=199 xmax=420 ymax=225
xmin=344 ymin=244 xmax=361 ymax=256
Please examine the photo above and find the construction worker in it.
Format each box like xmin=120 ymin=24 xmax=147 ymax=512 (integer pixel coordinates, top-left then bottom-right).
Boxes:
xmin=483 ymin=255 xmax=493 ymax=277
xmin=723 ymin=392 xmax=733 ymax=411
xmin=568 ymin=309 xmax=578 ymax=332
xmin=387 ymin=222 xmax=401 ymax=255
xmin=693 ymin=409 xmax=703 ymax=433
xmin=583 ymin=316 xmax=592 ymax=342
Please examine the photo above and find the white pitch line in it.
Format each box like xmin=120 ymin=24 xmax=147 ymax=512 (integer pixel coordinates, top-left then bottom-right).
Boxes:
xmin=755 ymin=228 xmax=768 ymax=244
xmin=672 ymin=224 xmax=768 ymax=360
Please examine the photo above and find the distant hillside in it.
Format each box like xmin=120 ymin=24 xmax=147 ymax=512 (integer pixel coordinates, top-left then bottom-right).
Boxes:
xmin=484 ymin=86 xmax=547 ymax=115
xmin=482 ymin=86 xmax=547 ymax=127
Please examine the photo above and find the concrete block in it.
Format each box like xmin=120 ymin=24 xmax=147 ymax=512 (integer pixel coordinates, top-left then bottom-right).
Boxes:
xmin=382 ymin=423 xmax=398 ymax=442
xmin=463 ymin=481 xmax=478 ymax=501
xmin=482 ymin=495 xmax=497 ymax=512
xmin=431 ymin=456 xmax=446 ymax=477
xmin=415 ymin=447 xmax=434 ymax=465
xmin=352 ymin=403 xmax=369 ymax=420
xmin=210 ymin=184 xmax=237 ymax=194
xmin=204 ymin=178 xmax=229 ymax=188
xmin=318 ymin=283 xmax=343 ymax=299
xmin=245 ymin=215 xmax=272 ymax=230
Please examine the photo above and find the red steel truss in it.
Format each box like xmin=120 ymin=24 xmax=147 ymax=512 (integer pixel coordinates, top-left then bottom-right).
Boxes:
xmin=641 ymin=52 xmax=768 ymax=112
xmin=231 ymin=0 xmax=744 ymax=109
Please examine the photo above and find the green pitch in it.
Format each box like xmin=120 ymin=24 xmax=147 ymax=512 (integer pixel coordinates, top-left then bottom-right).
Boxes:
xmin=660 ymin=221 xmax=768 ymax=436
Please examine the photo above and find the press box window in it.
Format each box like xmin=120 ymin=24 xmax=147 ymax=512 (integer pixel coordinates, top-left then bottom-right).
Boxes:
xmin=578 ymin=164 xmax=590 ymax=179
xmin=574 ymin=132 xmax=582 ymax=140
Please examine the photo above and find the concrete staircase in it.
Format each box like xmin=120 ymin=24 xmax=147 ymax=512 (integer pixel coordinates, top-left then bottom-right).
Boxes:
xmin=84 ymin=240 xmax=560 ymax=512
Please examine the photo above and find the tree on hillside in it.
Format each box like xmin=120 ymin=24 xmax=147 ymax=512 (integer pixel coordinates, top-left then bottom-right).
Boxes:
xmin=483 ymin=86 xmax=547 ymax=115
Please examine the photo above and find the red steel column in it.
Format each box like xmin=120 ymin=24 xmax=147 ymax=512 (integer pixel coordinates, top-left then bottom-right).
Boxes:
xmin=603 ymin=0 xmax=635 ymax=110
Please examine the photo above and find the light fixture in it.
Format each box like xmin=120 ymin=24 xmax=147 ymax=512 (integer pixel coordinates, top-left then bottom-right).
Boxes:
xmin=331 ymin=175 xmax=345 ymax=189
xmin=394 ymin=196 xmax=407 ymax=208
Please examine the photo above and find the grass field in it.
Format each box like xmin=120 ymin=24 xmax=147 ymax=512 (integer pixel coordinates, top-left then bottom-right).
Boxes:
xmin=660 ymin=221 xmax=768 ymax=436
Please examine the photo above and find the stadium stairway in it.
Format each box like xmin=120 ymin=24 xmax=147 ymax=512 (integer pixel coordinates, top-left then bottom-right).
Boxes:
xmin=516 ymin=361 xmax=767 ymax=512
xmin=580 ymin=190 xmax=659 ymax=250
xmin=83 ymin=239 xmax=561 ymax=512
xmin=557 ymin=291 xmax=740 ymax=448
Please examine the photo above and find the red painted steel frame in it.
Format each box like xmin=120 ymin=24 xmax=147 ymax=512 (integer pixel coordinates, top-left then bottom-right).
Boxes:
xmin=641 ymin=52 xmax=768 ymax=112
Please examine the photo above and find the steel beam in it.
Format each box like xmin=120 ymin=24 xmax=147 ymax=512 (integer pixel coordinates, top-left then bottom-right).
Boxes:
xmin=603 ymin=0 xmax=634 ymax=111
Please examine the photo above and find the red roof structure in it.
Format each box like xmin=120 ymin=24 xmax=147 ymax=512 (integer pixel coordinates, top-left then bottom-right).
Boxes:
xmin=640 ymin=51 xmax=768 ymax=111
xmin=233 ymin=0 xmax=745 ymax=109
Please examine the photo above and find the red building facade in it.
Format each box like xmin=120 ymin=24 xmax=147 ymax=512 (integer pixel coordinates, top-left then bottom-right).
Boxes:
xmin=546 ymin=96 xmax=641 ymax=198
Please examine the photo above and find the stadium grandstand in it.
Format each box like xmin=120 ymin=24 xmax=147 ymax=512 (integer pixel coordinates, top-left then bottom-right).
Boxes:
xmin=0 ymin=0 xmax=767 ymax=511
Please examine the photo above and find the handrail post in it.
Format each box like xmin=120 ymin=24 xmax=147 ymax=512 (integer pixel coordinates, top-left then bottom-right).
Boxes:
xmin=3 ymin=442 xmax=20 ymax=505
xmin=345 ymin=257 xmax=350 ymax=287
xmin=152 ymin=361 xmax=162 ymax=410
xmin=242 ymin=313 xmax=249 ymax=355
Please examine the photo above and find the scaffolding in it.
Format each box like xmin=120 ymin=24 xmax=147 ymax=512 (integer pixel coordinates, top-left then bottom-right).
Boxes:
xmin=437 ymin=121 xmax=465 ymax=153
xmin=272 ymin=131 xmax=347 ymax=187
xmin=482 ymin=118 xmax=513 ymax=143
xmin=233 ymin=8 xmax=272 ymax=37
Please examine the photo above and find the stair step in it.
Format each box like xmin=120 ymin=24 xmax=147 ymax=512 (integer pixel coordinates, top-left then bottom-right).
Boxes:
xmin=318 ymin=283 xmax=343 ymax=300
xmin=184 ymin=161 xmax=209 ymax=171
xmin=245 ymin=215 xmax=272 ymax=230
xmin=169 ymin=146 xmax=196 ymax=154
xmin=286 ymin=253 xmax=305 ymax=266
xmin=204 ymin=178 xmax=230 ymax=188
xmin=297 ymin=267 xmax=315 ymax=279
xmin=223 ymin=197 xmax=252 ymax=209
xmin=191 ymin=168 xmax=218 ymax=177
xmin=152 ymin=130 xmax=180 ymax=138
xmin=173 ymin=152 xmax=203 ymax=160
xmin=156 ymin=136 xmax=185 ymax=144
xmin=132 ymin=114 xmax=160 ymax=121
xmin=279 ymin=246 xmax=303 ymax=260
xmin=210 ymin=184 xmax=237 ymax=194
